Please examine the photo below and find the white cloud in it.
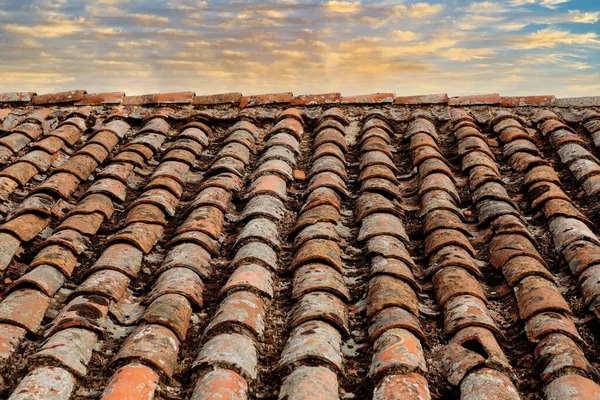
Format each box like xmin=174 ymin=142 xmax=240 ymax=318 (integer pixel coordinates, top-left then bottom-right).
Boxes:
xmin=511 ymin=28 xmax=599 ymax=49
xmin=3 ymin=16 xmax=85 ymax=38
xmin=391 ymin=30 xmax=421 ymax=41
xmin=567 ymin=10 xmax=600 ymax=24
xmin=132 ymin=13 xmax=169 ymax=24
xmin=323 ymin=1 xmax=363 ymax=14
xmin=464 ymin=2 xmax=507 ymax=13
xmin=540 ymin=0 xmax=570 ymax=9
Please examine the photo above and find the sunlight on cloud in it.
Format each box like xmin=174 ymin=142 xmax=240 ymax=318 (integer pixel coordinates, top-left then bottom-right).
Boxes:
xmin=323 ymin=1 xmax=363 ymax=14
xmin=567 ymin=10 xmax=600 ymax=24
xmin=393 ymin=3 xmax=445 ymax=19
xmin=132 ymin=13 xmax=169 ymax=25
xmin=497 ymin=22 xmax=529 ymax=31
xmin=464 ymin=2 xmax=507 ymax=14
xmin=391 ymin=30 xmax=422 ymax=41
xmin=512 ymin=28 xmax=599 ymax=49
xmin=4 ymin=16 xmax=85 ymax=38
xmin=540 ymin=0 xmax=570 ymax=9
xmin=440 ymin=48 xmax=496 ymax=61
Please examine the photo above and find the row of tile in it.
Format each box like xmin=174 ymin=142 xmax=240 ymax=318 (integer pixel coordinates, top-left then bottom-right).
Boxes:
xmin=458 ymin=109 xmax=600 ymax=398
xmin=581 ymin=110 xmax=600 ymax=148
xmin=4 ymin=115 xmax=202 ymax=399
xmin=407 ymin=110 xmax=520 ymax=398
xmin=356 ymin=111 xmax=431 ymax=399
xmin=187 ymin=111 xmax=298 ymax=400
xmin=0 ymin=110 xmax=133 ymax=272
xmin=2 ymin=90 xmax=599 ymax=107
xmin=273 ymin=108 xmax=351 ymax=400
xmin=100 ymin=117 xmax=251 ymax=399
xmin=0 ymin=108 xmax=90 ymax=203
xmin=532 ymin=111 xmax=600 ymax=196
xmin=0 ymin=108 xmax=53 ymax=165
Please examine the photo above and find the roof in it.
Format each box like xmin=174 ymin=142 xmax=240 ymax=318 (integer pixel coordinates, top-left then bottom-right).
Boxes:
xmin=0 ymin=90 xmax=599 ymax=399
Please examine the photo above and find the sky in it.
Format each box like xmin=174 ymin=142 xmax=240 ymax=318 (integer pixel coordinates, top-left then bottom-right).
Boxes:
xmin=0 ymin=0 xmax=599 ymax=97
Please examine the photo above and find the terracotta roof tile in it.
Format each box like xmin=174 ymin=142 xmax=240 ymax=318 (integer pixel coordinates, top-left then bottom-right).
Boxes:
xmin=123 ymin=92 xmax=195 ymax=105
xmin=193 ymin=92 xmax=242 ymax=105
xmin=75 ymin=92 xmax=125 ymax=105
xmin=239 ymin=92 xmax=293 ymax=107
xmin=448 ymin=93 xmax=501 ymax=106
xmin=394 ymin=93 xmax=449 ymax=105
xmin=340 ymin=92 xmax=395 ymax=104
xmin=1 ymin=92 xmax=600 ymax=399
xmin=0 ymin=92 xmax=36 ymax=103
xmin=31 ymin=90 xmax=86 ymax=105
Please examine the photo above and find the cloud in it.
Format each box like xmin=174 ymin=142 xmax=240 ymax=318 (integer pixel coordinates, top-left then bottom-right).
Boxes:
xmin=463 ymin=2 xmax=507 ymax=13
xmin=392 ymin=30 xmax=421 ymax=41
xmin=392 ymin=3 xmax=445 ymax=19
xmin=497 ymin=22 xmax=529 ymax=31
xmin=115 ymin=40 xmax=163 ymax=49
xmin=511 ymin=28 xmax=599 ymax=49
xmin=132 ymin=14 xmax=169 ymax=25
xmin=21 ymin=38 xmax=43 ymax=48
xmin=323 ymin=1 xmax=363 ymax=14
xmin=567 ymin=10 xmax=600 ymax=24
xmin=508 ymin=0 xmax=535 ymax=5
xmin=457 ymin=15 xmax=504 ymax=30
xmin=540 ymin=0 xmax=570 ymax=9
xmin=440 ymin=47 xmax=496 ymax=61
xmin=3 ymin=16 xmax=85 ymax=38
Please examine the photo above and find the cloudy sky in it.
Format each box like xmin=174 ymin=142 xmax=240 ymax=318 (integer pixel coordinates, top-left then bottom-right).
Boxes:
xmin=0 ymin=0 xmax=598 ymax=97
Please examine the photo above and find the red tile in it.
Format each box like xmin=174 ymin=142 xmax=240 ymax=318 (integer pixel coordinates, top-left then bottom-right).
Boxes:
xmin=280 ymin=366 xmax=339 ymax=400
xmin=544 ymin=374 xmax=600 ymax=399
xmin=193 ymin=92 xmax=242 ymax=105
xmin=501 ymin=95 xmax=556 ymax=107
xmin=123 ymin=92 xmax=194 ymax=105
xmin=369 ymin=328 xmax=427 ymax=377
xmin=459 ymin=368 xmax=519 ymax=399
xmin=443 ymin=295 xmax=498 ymax=336
xmin=191 ymin=369 xmax=248 ymax=400
xmin=239 ymin=92 xmax=293 ymax=107
xmin=373 ymin=373 xmax=430 ymax=400
xmin=290 ymin=93 xmax=341 ymax=106
xmin=75 ymin=92 xmax=124 ymax=105
xmin=9 ymin=366 xmax=75 ymax=399
xmin=514 ymin=276 xmax=571 ymax=320
xmin=0 ymin=232 xmax=20 ymax=271
xmin=395 ymin=93 xmax=448 ymax=105
xmin=143 ymin=293 xmax=192 ymax=341
xmin=193 ymin=333 xmax=258 ymax=380
xmin=31 ymin=90 xmax=86 ymax=105
xmin=147 ymin=267 xmax=203 ymax=308
xmin=101 ymin=363 xmax=159 ymax=400
xmin=8 ymin=265 xmax=64 ymax=297
xmin=535 ymin=333 xmax=594 ymax=382
xmin=75 ymin=269 xmax=130 ymax=302
xmin=1 ymin=212 xmax=50 ymax=241
xmin=90 ymin=243 xmax=143 ymax=278
xmin=293 ymin=263 xmax=350 ymax=302
xmin=367 ymin=275 xmax=418 ymax=317
xmin=448 ymin=94 xmax=501 ymax=106
xmin=0 ymin=289 xmax=50 ymax=332
xmin=368 ymin=306 xmax=425 ymax=342
xmin=279 ymin=320 xmax=343 ymax=373
xmin=0 ymin=92 xmax=36 ymax=103
xmin=340 ymin=93 xmax=395 ymax=104
xmin=33 ymin=327 xmax=97 ymax=377
xmin=116 ymin=324 xmax=180 ymax=377
xmin=0 ymin=323 xmax=26 ymax=362
xmin=290 ymin=291 xmax=349 ymax=337
xmin=205 ymin=291 xmax=266 ymax=339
